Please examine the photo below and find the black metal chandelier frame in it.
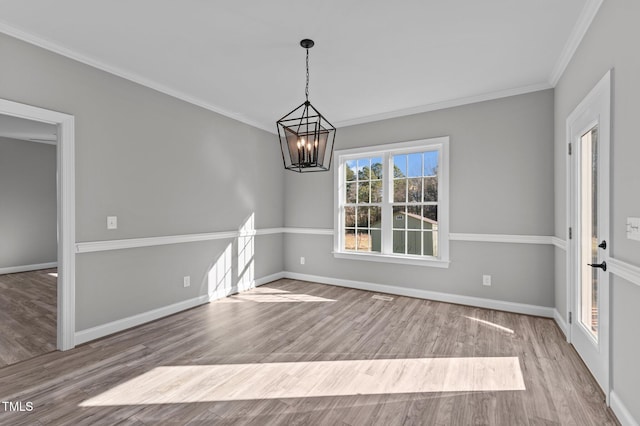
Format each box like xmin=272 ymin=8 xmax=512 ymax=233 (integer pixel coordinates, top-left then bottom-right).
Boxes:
xmin=277 ymin=39 xmax=336 ymax=173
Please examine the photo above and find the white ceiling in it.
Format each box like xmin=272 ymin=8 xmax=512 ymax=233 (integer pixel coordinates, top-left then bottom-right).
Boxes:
xmin=0 ymin=114 xmax=57 ymax=143
xmin=0 ymin=0 xmax=597 ymax=132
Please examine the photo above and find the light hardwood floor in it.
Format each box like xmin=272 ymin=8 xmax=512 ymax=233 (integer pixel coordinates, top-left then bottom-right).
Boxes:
xmin=0 ymin=279 xmax=619 ymax=425
xmin=0 ymin=269 xmax=57 ymax=368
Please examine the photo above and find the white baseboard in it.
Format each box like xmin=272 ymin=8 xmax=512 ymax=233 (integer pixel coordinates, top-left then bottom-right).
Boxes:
xmin=75 ymin=272 xmax=286 ymax=345
xmin=75 ymin=295 xmax=209 ymax=345
xmin=611 ymin=391 xmax=639 ymax=426
xmin=255 ymin=271 xmax=286 ymax=286
xmin=283 ymin=271 xmax=554 ymax=318
xmin=553 ymin=309 xmax=569 ymax=340
xmin=74 ymin=269 xmax=557 ymax=346
xmin=208 ymin=271 xmax=286 ymax=302
xmin=0 ymin=262 xmax=57 ymax=275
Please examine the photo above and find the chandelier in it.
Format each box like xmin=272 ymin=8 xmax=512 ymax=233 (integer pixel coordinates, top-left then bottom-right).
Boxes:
xmin=277 ymin=39 xmax=336 ymax=172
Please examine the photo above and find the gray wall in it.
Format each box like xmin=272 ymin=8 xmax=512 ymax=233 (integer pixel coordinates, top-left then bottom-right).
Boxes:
xmin=285 ymin=90 xmax=556 ymax=307
xmin=6 ymin=12 xmax=635 ymax=420
xmin=554 ymin=0 xmax=640 ymax=421
xmin=0 ymin=33 xmax=285 ymax=330
xmin=0 ymin=137 xmax=57 ymax=269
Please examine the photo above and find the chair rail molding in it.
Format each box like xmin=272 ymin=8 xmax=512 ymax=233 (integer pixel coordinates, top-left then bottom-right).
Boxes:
xmin=608 ymin=257 xmax=640 ymax=288
xmin=77 ymin=228 xmax=562 ymax=253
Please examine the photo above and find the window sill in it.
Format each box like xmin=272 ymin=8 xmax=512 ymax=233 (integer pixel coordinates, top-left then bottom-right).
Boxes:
xmin=333 ymin=251 xmax=450 ymax=268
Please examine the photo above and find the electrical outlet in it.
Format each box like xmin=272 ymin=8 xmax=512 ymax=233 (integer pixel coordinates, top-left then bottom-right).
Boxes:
xmin=482 ymin=275 xmax=492 ymax=286
xmin=107 ymin=216 xmax=118 ymax=230
xmin=300 ymin=257 xmax=305 ymax=265
xmin=183 ymin=276 xmax=190 ymax=288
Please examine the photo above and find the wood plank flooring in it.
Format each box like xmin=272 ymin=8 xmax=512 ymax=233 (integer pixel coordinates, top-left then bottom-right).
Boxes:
xmin=0 ymin=279 xmax=619 ymax=425
xmin=0 ymin=269 xmax=57 ymax=367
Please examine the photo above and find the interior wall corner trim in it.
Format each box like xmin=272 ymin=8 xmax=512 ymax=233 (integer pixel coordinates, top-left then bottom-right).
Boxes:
xmin=283 ymin=271 xmax=554 ymax=318
xmin=610 ymin=390 xmax=639 ymax=426
xmin=608 ymin=257 xmax=640 ymax=288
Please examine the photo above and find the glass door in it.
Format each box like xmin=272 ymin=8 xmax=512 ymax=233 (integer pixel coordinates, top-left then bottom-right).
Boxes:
xmin=567 ymin=70 xmax=611 ymax=399
xmin=579 ymin=128 xmax=601 ymax=340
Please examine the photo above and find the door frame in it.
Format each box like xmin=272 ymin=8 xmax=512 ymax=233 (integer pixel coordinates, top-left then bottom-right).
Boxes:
xmin=565 ymin=70 xmax=611 ymax=401
xmin=0 ymin=98 xmax=76 ymax=351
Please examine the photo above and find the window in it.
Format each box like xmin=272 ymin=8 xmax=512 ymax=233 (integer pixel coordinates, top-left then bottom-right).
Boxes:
xmin=334 ymin=137 xmax=449 ymax=267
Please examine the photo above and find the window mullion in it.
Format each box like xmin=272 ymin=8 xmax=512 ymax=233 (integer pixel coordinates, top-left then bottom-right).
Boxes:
xmin=337 ymin=158 xmax=344 ymax=252
xmin=381 ymin=152 xmax=392 ymax=254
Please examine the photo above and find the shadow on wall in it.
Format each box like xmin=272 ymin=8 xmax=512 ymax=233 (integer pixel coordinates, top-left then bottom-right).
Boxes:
xmin=204 ymin=213 xmax=256 ymax=300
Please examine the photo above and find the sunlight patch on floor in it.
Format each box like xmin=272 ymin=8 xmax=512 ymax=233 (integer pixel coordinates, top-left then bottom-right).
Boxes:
xmin=80 ymin=357 xmax=525 ymax=406
xmin=47 ymin=272 xmax=58 ymax=278
xmin=465 ymin=316 xmax=514 ymax=334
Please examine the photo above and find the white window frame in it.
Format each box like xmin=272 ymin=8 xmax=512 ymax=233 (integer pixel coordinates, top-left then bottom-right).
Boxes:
xmin=333 ymin=137 xmax=450 ymax=268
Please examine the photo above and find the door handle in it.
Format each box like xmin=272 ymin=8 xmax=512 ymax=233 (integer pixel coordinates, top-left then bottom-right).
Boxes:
xmin=588 ymin=261 xmax=607 ymax=271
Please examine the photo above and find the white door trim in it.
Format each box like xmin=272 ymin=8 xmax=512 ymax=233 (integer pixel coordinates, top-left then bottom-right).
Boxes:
xmin=0 ymin=98 xmax=76 ymax=351
xmin=565 ymin=69 xmax=611 ymax=402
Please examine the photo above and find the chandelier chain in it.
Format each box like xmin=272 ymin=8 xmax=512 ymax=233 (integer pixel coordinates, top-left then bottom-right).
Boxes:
xmin=305 ymin=48 xmax=310 ymax=101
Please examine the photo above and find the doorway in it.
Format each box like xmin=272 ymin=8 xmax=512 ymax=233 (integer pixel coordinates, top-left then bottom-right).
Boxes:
xmin=0 ymin=99 xmax=76 ymax=352
xmin=0 ymin=120 xmax=58 ymax=366
xmin=566 ymin=70 xmax=611 ymax=401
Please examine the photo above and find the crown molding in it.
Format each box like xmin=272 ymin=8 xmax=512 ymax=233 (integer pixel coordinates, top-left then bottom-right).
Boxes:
xmin=548 ymin=0 xmax=604 ymax=86
xmin=1 ymin=1 xmax=596 ymax=134
xmin=0 ymin=20 xmax=554 ymax=134
xmin=333 ymin=82 xmax=553 ymax=128
xmin=0 ymin=20 xmax=273 ymax=134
